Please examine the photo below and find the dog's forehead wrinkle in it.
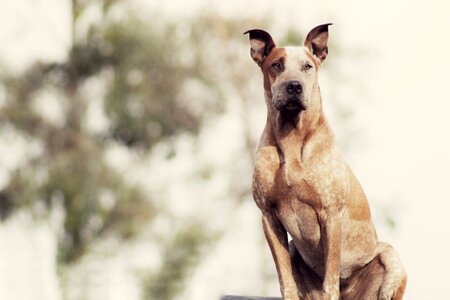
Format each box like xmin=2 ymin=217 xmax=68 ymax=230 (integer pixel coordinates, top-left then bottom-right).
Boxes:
xmin=285 ymin=46 xmax=309 ymax=64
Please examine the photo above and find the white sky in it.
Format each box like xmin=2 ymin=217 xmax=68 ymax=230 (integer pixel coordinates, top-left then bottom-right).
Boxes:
xmin=1 ymin=0 xmax=450 ymax=299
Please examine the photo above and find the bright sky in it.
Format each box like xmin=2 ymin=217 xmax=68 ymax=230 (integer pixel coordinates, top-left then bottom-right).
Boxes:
xmin=1 ymin=0 xmax=450 ymax=299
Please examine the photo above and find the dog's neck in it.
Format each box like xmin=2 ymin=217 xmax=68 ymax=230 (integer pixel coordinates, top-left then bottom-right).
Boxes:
xmin=264 ymin=91 xmax=326 ymax=166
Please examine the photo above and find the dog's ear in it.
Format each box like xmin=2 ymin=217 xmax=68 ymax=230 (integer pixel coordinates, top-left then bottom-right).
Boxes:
xmin=244 ymin=29 xmax=276 ymax=67
xmin=304 ymin=23 xmax=332 ymax=63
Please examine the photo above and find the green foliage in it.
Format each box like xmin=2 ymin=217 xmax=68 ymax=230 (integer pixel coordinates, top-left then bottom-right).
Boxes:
xmin=101 ymin=19 xmax=202 ymax=147
xmin=281 ymin=28 xmax=304 ymax=46
xmin=0 ymin=1 xmax=217 ymax=264
xmin=143 ymin=221 xmax=215 ymax=300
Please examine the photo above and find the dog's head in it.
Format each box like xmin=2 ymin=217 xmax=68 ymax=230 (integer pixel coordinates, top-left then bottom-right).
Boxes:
xmin=244 ymin=24 xmax=331 ymax=115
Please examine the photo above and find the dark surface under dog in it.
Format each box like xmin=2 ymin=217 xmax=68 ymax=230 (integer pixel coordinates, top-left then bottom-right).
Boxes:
xmin=221 ymin=296 xmax=281 ymax=300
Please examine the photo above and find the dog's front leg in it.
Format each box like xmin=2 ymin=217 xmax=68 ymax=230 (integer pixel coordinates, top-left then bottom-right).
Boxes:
xmin=319 ymin=210 xmax=342 ymax=300
xmin=262 ymin=214 xmax=299 ymax=300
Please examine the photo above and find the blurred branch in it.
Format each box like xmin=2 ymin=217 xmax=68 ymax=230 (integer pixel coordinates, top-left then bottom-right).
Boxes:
xmin=143 ymin=221 xmax=215 ymax=300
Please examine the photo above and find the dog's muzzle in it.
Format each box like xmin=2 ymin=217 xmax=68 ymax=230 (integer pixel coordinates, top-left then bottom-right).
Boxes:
xmin=274 ymin=80 xmax=307 ymax=111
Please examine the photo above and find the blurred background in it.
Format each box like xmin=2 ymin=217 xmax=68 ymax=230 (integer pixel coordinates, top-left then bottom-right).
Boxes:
xmin=1 ymin=0 xmax=450 ymax=299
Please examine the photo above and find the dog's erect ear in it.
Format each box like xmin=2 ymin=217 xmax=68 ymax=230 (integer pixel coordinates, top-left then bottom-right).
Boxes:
xmin=304 ymin=23 xmax=332 ymax=63
xmin=244 ymin=29 xmax=276 ymax=67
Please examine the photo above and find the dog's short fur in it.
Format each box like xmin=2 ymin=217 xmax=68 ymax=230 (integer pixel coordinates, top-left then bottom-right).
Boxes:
xmin=245 ymin=24 xmax=406 ymax=300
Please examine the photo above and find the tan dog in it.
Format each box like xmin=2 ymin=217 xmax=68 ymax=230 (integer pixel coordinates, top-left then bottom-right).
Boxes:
xmin=245 ymin=24 xmax=407 ymax=300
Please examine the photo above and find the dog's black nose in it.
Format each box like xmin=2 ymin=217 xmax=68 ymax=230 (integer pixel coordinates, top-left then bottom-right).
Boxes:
xmin=286 ymin=81 xmax=302 ymax=95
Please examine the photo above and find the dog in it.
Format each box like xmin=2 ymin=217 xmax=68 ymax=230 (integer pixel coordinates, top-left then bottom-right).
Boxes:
xmin=245 ymin=24 xmax=407 ymax=300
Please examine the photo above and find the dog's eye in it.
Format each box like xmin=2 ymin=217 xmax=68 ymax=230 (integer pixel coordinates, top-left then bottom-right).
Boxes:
xmin=271 ymin=62 xmax=282 ymax=71
xmin=304 ymin=63 xmax=313 ymax=71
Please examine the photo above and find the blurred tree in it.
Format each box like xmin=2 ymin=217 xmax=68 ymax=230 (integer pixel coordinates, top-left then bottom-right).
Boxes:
xmin=143 ymin=221 xmax=215 ymax=300
xmin=0 ymin=0 xmax=218 ymax=264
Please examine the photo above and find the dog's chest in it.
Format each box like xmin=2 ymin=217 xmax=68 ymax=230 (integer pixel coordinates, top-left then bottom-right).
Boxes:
xmin=254 ymin=146 xmax=347 ymax=209
xmin=255 ymin=160 xmax=347 ymax=272
xmin=275 ymin=192 xmax=322 ymax=249
xmin=253 ymin=145 xmax=348 ymax=250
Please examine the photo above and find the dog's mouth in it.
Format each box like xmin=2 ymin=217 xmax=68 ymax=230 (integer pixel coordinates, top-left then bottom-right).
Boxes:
xmin=277 ymin=98 xmax=306 ymax=112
